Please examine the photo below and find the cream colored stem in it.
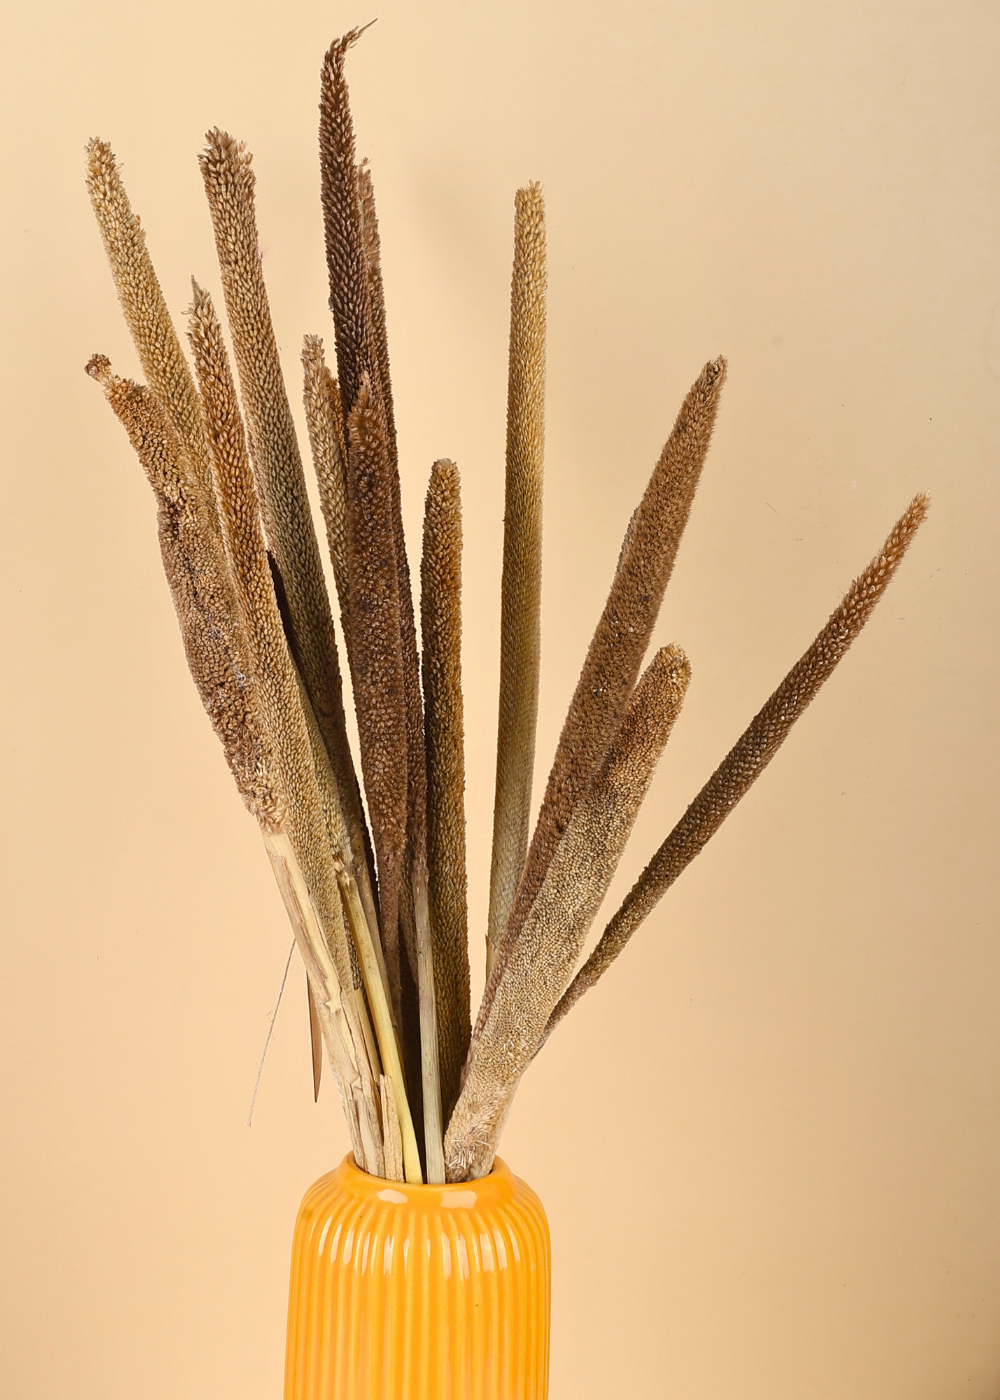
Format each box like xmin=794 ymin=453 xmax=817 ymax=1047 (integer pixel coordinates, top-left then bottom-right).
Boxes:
xmin=380 ymin=1074 xmax=404 ymax=1182
xmin=335 ymin=861 xmax=423 ymax=1183
xmin=413 ymin=857 xmax=446 ymax=1184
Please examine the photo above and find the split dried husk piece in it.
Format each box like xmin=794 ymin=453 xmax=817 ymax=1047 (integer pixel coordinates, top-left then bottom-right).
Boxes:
xmin=86 ymin=26 xmax=929 ymax=1186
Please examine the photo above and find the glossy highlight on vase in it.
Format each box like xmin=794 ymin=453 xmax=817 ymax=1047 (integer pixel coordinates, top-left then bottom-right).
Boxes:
xmin=284 ymin=1155 xmax=550 ymax=1399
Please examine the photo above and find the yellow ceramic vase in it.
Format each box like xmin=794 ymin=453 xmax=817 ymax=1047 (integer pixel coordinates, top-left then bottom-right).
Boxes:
xmin=283 ymin=1154 xmax=550 ymax=1399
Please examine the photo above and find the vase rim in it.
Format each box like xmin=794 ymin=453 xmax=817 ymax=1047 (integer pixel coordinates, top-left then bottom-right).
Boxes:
xmin=328 ymin=1152 xmax=517 ymax=1210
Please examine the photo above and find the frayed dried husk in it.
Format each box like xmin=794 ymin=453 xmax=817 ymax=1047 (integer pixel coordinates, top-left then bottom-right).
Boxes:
xmin=85 ymin=141 xmax=219 ymax=526
xmin=380 ymin=1074 xmax=405 ymax=1183
xmin=542 ymin=493 xmax=931 ymax=1045
xmin=446 ymin=645 xmax=691 ymax=1180
xmin=197 ymin=131 xmax=376 ymax=938
xmin=486 ymin=184 xmax=546 ymax=983
xmin=421 ymin=460 xmax=471 ymax=1123
xmin=478 ymin=357 xmax=727 ymax=1038
xmin=85 ymin=356 xmax=280 ymax=827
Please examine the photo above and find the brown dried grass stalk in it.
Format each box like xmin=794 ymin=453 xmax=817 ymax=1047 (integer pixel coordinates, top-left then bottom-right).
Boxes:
xmin=319 ymin=37 xmax=425 ymax=860
xmin=342 ymin=375 xmax=410 ymax=1018
xmin=486 ymin=183 xmax=547 ymax=982
xmin=302 ymin=335 xmax=350 ymax=621
xmin=420 ymin=460 xmax=471 ymax=1124
xmin=300 ymin=334 xmax=380 ymax=944
xmin=446 ymin=645 xmax=691 ymax=1180
xmin=478 ymin=357 xmax=727 ymax=1036
xmin=355 ymin=152 xmax=429 ymax=1018
xmin=320 ymin=37 xmax=420 ymax=979
xmin=319 ymin=29 xmax=376 ymax=421
xmin=87 ymin=348 xmax=377 ymax=1170
xmin=542 ymin=493 xmax=931 ymax=1046
xmin=186 ymin=285 xmax=351 ymax=978
xmin=88 ymin=37 xmax=931 ymax=1186
xmin=84 ymin=141 xmax=219 ymax=523
xmin=197 ymin=132 xmax=376 ymax=934
xmin=85 ymin=357 xmax=280 ymax=826
xmin=319 ymin=38 xmax=443 ymax=1151
xmin=186 ymin=283 xmax=387 ymax=1171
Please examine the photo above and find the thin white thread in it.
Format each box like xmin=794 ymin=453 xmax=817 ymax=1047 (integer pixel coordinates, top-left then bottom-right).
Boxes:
xmin=247 ymin=938 xmax=296 ymax=1126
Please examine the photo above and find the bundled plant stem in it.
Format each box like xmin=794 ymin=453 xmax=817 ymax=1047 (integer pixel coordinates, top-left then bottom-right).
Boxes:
xmin=87 ymin=29 xmax=929 ymax=1184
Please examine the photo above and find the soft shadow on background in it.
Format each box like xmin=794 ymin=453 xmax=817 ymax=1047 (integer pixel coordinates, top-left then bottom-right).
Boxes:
xmin=2 ymin=2 xmax=998 ymax=1397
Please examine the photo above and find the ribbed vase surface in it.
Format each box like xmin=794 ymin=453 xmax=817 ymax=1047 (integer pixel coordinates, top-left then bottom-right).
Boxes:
xmin=283 ymin=1154 xmax=550 ymax=1399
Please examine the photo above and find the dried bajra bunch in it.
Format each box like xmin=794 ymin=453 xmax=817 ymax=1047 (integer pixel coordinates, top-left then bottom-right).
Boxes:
xmin=87 ymin=27 xmax=928 ymax=1184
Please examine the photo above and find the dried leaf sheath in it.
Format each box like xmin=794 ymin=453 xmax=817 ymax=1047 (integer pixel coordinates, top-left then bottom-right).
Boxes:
xmin=478 ymin=357 xmax=727 ymax=1034
xmin=85 ymin=357 xmax=279 ymax=826
xmin=197 ymin=131 xmax=376 ymax=936
xmin=487 ymin=183 xmax=546 ymax=982
xmin=542 ymin=493 xmax=931 ymax=1044
xmin=421 ymin=460 xmax=471 ymax=1123
xmin=446 ymin=645 xmax=691 ymax=1180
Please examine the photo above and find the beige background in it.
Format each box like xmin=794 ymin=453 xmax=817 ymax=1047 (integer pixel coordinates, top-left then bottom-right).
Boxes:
xmin=2 ymin=0 xmax=998 ymax=1395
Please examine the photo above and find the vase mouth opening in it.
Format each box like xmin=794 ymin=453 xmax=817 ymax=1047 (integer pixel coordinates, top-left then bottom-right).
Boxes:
xmin=338 ymin=1152 xmax=512 ymax=1205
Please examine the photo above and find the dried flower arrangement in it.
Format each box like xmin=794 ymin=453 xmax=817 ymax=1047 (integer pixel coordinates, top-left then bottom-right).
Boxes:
xmin=85 ymin=28 xmax=927 ymax=1185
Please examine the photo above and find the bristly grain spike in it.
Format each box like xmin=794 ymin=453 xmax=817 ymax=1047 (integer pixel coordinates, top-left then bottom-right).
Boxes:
xmin=446 ymin=645 xmax=691 ymax=1179
xmin=486 ymin=183 xmax=547 ymax=984
xmin=320 ymin=40 xmax=428 ymax=1107
xmin=421 ymin=459 xmax=472 ymax=1125
xmin=197 ymin=133 xmax=376 ymax=945
xmin=319 ymin=30 xmax=374 ymax=420
xmin=85 ymin=140 xmax=220 ymax=525
xmin=303 ymin=334 xmax=351 ymax=622
xmin=85 ymin=355 xmax=281 ymax=828
xmin=476 ymin=356 xmax=727 ymax=1040
xmin=187 ymin=281 xmax=389 ymax=1173
xmin=541 ymin=493 xmax=931 ymax=1045
xmin=342 ymin=374 xmax=410 ymax=1023
xmin=301 ymin=333 xmax=381 ymax=936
